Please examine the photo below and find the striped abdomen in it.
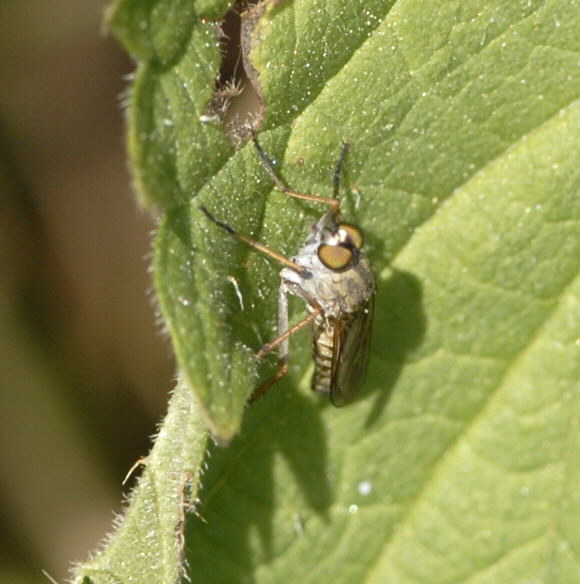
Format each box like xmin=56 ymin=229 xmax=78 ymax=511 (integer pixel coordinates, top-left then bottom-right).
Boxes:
xmin=311 ymin=315 xmax=334 ymax=395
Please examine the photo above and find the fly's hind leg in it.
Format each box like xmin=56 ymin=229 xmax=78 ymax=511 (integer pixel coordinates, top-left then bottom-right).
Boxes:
xmin=249 ymin=283 xmax=290 ymax=403
xmin=249 ymin=361 xmax=289 ymax=404
xmin=250 ymin=283 xmax=319 ymax=403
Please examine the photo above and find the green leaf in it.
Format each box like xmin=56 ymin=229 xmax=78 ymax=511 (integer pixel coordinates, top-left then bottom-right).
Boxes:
xmin=106 ymin=0 xmax=232 ymax=64
xmin=186 ymin=0 xmax=580 ymax=582
xmin=82 ymin=0 xmax=580 ymax=581
xmin=73 ymin=377 xmax=208 ymax=584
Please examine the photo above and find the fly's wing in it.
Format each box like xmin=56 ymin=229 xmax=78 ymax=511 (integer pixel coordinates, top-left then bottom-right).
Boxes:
xmin=329 ymin=294 xmax=375 ymax=406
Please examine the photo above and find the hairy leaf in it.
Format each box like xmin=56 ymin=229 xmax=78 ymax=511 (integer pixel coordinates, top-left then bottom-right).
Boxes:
xmin=78 ymin=0 xmax=580 ymax=582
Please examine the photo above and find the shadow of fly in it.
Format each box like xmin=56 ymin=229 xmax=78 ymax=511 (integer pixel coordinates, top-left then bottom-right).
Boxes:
xmin=200 ymin=137 xmax=375 ymax=406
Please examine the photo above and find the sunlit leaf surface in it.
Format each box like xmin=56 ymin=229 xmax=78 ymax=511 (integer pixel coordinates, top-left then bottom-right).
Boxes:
xmin=76 ymin=0 xmax=580 ymax=582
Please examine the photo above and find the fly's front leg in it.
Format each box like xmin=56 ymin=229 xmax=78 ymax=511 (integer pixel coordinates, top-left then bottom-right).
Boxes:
xmin=199 ymin=205 xmax=307 ymax=274
xmin=332 ymin=142 xmax=350 ymax=199
xmin=253 ymin=137 xmax=340 ymax=212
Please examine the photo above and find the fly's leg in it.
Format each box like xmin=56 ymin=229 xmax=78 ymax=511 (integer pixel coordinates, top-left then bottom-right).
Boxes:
xmin=332 ymin=142 xmax=350 ymax=199
xmin=199 ymin=205 xmax=308 ymax=275
xmin=199 ymin=205 xmax=319 ymax=403
xmin=249 ymin=284 xmax=320 ymax=403
xmin=248 ymin=363 xmax=289 ymax=404
xmin=253 ymin=137 xmax=341 ymax=212
xmin=255 ymin=309 xmax=319 ymax=358
xmin=249 ymin=284 xmax=289 ymax=403
xmin=250 ymin=283 xmax=290 ymax=403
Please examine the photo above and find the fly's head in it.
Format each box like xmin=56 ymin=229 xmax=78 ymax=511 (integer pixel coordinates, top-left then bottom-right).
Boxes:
xmin=317 ymin=217 xmax=365 ymax=273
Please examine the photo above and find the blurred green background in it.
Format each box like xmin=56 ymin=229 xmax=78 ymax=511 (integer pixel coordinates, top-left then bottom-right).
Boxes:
xmin=0 ymin=2 xmax=175 ymax=582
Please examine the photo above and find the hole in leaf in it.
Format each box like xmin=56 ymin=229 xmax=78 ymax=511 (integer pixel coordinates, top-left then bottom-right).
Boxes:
xmin=202 ymin=1 xmax=263 ymax=143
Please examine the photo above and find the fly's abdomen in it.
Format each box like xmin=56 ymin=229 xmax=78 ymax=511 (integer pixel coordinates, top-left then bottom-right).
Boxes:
xmin=312 ymin=318 xmax=334 ymax=395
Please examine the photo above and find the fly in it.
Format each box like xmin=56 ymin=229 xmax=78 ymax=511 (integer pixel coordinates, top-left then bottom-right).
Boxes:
xmin=200 ymin=137 xmax=375 ymax=406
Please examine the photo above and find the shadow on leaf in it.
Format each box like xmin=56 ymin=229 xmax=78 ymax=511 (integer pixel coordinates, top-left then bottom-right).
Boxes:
xmin=186 ymin=379 xmax=329 ymax=582
xmin=364 ymin=268 xmax=426 ymax=426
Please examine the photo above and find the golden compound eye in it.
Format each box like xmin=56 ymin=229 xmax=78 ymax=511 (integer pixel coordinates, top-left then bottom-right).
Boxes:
xmin=318 ymin=244 xmax=353 ymax=270
xmin=339 ymin=223 xmax=364 ymax=249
